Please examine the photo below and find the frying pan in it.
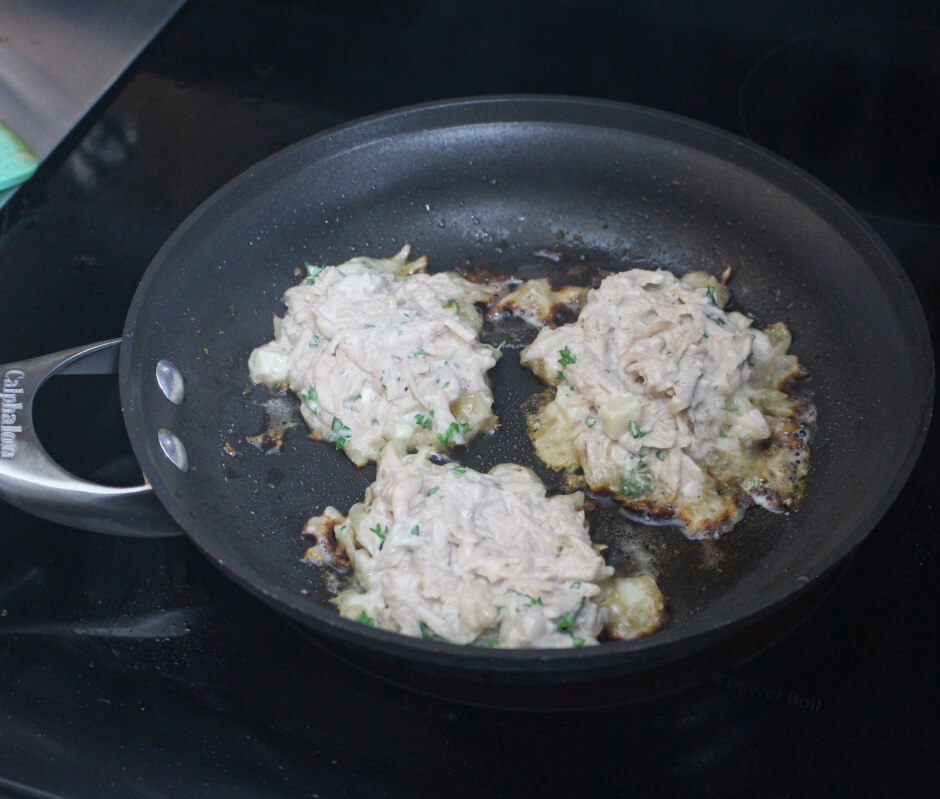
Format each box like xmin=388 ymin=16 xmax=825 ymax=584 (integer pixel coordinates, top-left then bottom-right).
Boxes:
xmin=0 ymin=97 xmax=932 ymax=683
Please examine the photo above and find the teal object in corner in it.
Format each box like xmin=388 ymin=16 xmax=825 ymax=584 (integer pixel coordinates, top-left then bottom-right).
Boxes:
xmin=0 ymin=121 xmax=39 ymax=191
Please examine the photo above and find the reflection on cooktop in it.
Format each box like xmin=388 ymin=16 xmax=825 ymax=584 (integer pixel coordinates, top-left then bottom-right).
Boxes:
xmin=739 ymin=22 xmax=940 ymax=222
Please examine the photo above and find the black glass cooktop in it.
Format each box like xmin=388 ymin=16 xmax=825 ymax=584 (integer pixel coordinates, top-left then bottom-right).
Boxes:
xmin=1 ymin=2 xmax=937 ymax=796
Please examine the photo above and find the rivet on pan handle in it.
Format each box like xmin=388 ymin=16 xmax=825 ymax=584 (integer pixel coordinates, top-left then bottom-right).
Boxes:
xmin=0 ymin=340 xmax=182 ymax=537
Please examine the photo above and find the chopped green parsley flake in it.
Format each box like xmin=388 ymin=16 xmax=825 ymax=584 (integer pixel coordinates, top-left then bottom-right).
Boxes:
xmin=415 ymin=413 xmax=433 ymax=430
xmin=744 ymin=475 xmax=763 ymax=491
xmin=706 ymin=285 xmax=718 ymax=307
xmin=451 ymin=464 xmax=467 ymax=475
xmin=328 ymin=417 xmax=351 ymax=450
xmin=356 ymin=611 xmax=376 ymax=627
xmin=656 ymin=449 xmax=666 ymax=461
xmin=308 ymin=331 xmax=320 ymax=347
xmin=585 ymin=415 xmax=596 ymax=427
xmin=558 ymin=345 xmax=577 ymax=366
xmin=300 ymin=385 xmax=318 ymax=412
xmin=620 ymin=472 xmax=652 ymax=499
xmin=370 ymin=523 xmax=387 ymax=541
xmin=419 ymin=622 xmax=449 ymax=643
xmin=426 ymin=486 xmax=439 ymax=497
xmin=628 ymin=419 xmax=647 ymax=438
xmin=410 ymin=524 xmax=421 ymax=536
xmin=303 ymin=262 xmax=326 ymax=284
xmin=437 ymin=421 xmax=462 ymax=445
xmin=506 ymin=588 xmax=543 ymax=606
xmin=555 ymin=597 xmax=586 ymax=646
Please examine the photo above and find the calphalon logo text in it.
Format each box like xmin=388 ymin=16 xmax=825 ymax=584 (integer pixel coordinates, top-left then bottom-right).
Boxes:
xmin=1 ymin=370 xmax=25 ymax=459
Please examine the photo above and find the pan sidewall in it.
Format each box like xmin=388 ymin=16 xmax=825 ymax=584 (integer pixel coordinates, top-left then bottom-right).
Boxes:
xmin=118 ymin=96 xmax=933 ymax=681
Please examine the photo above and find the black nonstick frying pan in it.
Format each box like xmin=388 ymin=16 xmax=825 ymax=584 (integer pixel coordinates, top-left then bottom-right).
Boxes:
xmin=0 ymin=97 xmax=932 ymax=683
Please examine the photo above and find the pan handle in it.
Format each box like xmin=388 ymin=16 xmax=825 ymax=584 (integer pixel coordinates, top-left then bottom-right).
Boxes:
xmin=0 ymin=340 xmax=182 ymax=537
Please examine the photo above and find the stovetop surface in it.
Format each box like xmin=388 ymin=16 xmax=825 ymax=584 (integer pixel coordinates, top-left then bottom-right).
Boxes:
xmin=1 ymin=2 xmax=938 ymax=796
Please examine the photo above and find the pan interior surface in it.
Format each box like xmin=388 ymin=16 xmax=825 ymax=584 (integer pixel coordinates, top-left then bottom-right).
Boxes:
xmin=120 ymin=97 xmax=932 ymax=679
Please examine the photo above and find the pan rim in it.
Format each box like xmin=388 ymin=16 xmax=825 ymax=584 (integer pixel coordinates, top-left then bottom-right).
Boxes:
xmin=119 ymin=94 xmax=934 ymax=674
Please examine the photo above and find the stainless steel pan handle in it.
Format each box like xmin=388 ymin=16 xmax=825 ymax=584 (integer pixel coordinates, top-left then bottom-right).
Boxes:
xmin=0 ymin=340 xmax=181 ymax=537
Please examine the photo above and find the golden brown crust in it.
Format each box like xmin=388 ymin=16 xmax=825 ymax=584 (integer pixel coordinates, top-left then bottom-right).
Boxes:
xmin=301 ymin=510 xmax=352 ymax=573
